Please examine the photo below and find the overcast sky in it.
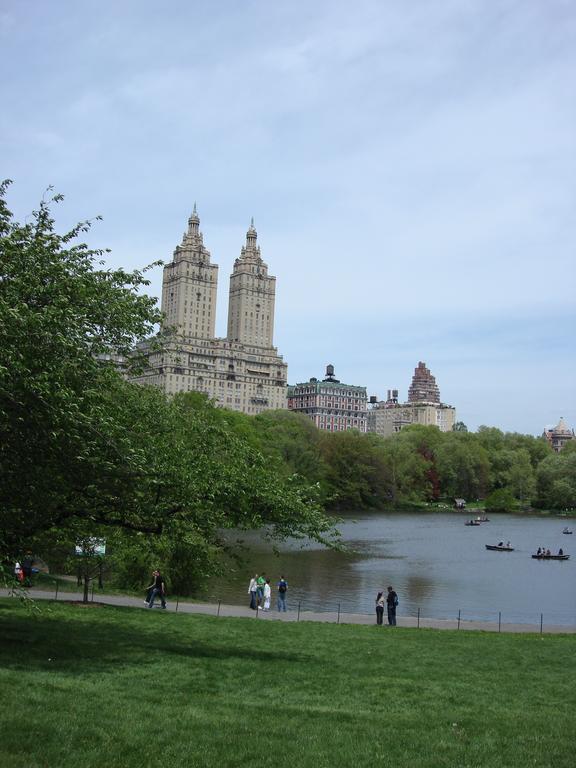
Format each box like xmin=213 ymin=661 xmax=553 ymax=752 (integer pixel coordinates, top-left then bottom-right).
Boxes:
xmin=2 ymin=0 xmax=575 ymax=434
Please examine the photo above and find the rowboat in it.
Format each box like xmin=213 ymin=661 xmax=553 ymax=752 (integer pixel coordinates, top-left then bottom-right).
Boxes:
xmin=531 ymin=554 xmax=570 ymax=560
xmin=465 ymin=521 xmax=481 ymax=526
xmin=485 ymin=544 xmax=514 ymax=552
xmin=562 ymin=529 xmax=573 ymax=535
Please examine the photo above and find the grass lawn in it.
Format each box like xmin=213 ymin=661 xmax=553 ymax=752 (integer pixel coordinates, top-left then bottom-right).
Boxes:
xmin=0 ymin=600 xmax=574 ymax=768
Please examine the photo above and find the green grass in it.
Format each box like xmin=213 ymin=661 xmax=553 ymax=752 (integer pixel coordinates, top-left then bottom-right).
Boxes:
xmin=0 ymin=600 xmax=575 ymax=768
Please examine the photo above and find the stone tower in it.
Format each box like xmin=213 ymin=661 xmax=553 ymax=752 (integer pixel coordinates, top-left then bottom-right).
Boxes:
xmin=161 ymin=204 xmax=218 ymax=338
xmin=408 ymin=361 xmax=441 ymax=404
xmin=226 ymin=220 xmax=276 ymax=348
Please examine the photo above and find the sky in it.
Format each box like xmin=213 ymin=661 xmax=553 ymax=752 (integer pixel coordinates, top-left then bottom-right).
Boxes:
xmin=1 ymin=0 xmax=575 ymax=435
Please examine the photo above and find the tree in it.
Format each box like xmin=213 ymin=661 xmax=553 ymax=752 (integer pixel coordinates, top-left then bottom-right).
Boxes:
xmin=536 ymin=451 xmax=576 ymax=509
xmin=0 ymin=183 xmax=337 ymax=566
xmin=0 ymin=181 xmax=163 ymax=555
xmin=452 ymin=421 xmax=468 ymax=432
xmin=485 ymin=488 xmax=517 ymax=513
xmin=506 ymin=449 xmax=536 ymax=504
xmin=253 ymin=410 xmax=327 ymax=487
xmin=320 ymin=431 xmax=391 ymax=509
xmin=435 ymin=433 xmax=490 ymax=500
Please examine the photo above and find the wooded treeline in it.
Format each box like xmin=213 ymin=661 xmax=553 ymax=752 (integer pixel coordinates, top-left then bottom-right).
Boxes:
xmin=186 ymin=403 xmax=576 ymax=515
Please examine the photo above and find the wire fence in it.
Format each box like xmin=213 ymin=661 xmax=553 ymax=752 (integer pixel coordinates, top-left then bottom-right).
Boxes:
xmin=7 ymin=581 xmax=574 ymax=633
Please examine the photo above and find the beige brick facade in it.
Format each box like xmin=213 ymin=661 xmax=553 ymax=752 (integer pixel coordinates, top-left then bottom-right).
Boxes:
xmin=367 ymin=363 xmax=455 ymax=437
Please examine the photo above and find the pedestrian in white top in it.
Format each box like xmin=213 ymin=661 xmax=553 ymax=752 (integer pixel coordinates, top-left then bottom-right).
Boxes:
xmin=248 ymin=574 xmax=258 ymax=610
xmin=263 ymin=578 xmax=271 ymax=611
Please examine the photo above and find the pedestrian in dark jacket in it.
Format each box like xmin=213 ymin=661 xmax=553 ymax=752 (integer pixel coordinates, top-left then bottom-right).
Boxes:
xmin=386 ymin=586 xmax=398 ymax=626
xmin=147 ymin=570 xmax=167 ymax=609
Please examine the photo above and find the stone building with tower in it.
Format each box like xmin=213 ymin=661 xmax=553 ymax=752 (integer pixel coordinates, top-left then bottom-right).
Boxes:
xmin=367 ymin=361 xmax=455 ymax=437
xmin=287 ymin=365 xmax=368 ymax=432
xmin=131 ymin=207 xmax=287 ymax=414
xmin=543 ymin=417 xmax=575 ymax=453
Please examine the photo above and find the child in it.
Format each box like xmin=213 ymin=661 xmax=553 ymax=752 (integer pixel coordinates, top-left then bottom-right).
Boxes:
xmin=263 ymin=578 xmax=271 ymax=611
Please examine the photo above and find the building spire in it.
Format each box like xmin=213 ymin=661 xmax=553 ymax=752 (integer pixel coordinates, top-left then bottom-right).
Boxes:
xmin=246 ymin=217 xmax=257 ymax=248
xmin=188 ymin=202 xmax=200 ymax=236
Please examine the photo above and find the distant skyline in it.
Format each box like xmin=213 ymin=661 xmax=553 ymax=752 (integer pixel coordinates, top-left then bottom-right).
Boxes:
xmin=2 ymin=0 xmax=574 ymax=434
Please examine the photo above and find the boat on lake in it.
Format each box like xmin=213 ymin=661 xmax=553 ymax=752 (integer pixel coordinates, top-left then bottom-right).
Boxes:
xmin=485 ymin=544 xmax=514 ymax=552
xmin=562 ymin=528 xmax=573 ymax=535
xmin=465 ymin=520 xmax=481 ymax=526
xmin=531 ymin=553 xmax=570 ymax=561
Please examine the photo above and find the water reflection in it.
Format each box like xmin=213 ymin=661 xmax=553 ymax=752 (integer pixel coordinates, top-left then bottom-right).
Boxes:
xmin=208 ymin=512 xmax=575 ymax=625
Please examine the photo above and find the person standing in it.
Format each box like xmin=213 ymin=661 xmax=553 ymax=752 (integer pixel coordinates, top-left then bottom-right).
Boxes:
xmin=386 ymin=585 xmax=398 ymax=626
xmin=375 ymin=591 xmax=385 ymax=625
xmin=262 ymin=578 xmax=271 ymax=611
xmin=256 ymin=573 xmax=266 ymax=607
xmin=147 ymin=570 xmax=167 ymax=609
xmin=277 ymin=576 xmax=288 ymax=612
xmin=21 ymin=553 xmax=34 ymax=587
xmin=248 ymin=574 xmax=258 ymax=610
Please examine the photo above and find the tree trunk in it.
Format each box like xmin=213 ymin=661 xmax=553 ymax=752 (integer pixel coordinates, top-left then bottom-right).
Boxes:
xmin=83 ymin=574 xmax=89 ymax=604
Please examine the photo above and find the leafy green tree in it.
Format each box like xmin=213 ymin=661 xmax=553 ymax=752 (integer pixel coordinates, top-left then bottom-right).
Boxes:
xmin=0 ymin=181 xmax=163 ymax=555
xmin=536 ymin=450 xmax=576 ymax=509
xmin=452 ymin=421 xmax=468 ymax=432
xmin=0 ymin=183 xmax=336 ymax=568
xmin=435 ymin=433 xmax=490 ymax=500
xmin=485 ymin=488 xmax=517 ymax=513
xmin=254 ymin=410 xmax=327 ymax=487
xmin=379 ymin=434 xmax=430 ymax=503
xmin=320 ymin=431 xmax=391 ymax=509
xmin=506 ymin=449 xmax=536 ymax=504
xmin=395 ymin=425 xmax=443 ymax=500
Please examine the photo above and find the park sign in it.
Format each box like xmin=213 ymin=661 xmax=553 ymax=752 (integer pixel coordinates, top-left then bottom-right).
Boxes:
xmin=75 ymin=538 xmax=106 ymax=556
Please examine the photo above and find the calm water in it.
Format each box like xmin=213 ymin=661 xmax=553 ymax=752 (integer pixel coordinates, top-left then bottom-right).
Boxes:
xmin=209 ymin=512 xmax=575 ymax=625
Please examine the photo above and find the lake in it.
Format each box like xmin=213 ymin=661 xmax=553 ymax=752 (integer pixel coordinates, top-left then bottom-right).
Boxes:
xmin=208 ymin=512 xmax=575 ymax=626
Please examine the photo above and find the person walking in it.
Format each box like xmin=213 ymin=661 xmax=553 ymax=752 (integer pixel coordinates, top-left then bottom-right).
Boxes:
xmin=375 ymin=591 xmax=385 ymax=625
xmin=277 ymin=576 xmax=288 ymax=612
xmin=248 ymin=574 xmax=258 ymax=610
xmin=144 ymin=570 xmax=156 ymax=605
xmin=386 ymin=585 xmax=398 ymax=626
xmin=262 ymin=578 xmax=271 ymax=611
xmin=147 ymin=570 xmax=167 ymax=609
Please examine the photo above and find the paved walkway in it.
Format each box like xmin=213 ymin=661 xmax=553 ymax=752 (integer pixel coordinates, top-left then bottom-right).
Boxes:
xmin=2 ymin=588 xmax=574 ymax=634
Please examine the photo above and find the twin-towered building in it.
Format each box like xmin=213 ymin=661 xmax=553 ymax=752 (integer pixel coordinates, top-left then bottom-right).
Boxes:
xmin=131 ymin=208 xmax=287 ymax=413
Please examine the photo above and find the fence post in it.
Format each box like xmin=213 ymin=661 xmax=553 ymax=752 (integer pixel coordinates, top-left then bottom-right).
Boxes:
xmin=297 ymin=601 xmax=301 ymax=622
xmin=256 ymin=603 xmax=259 ymax=619
xmin=498 ymin=611 xmax=501 ymax=633
xmin=337 ymin=603 xmax=341 ymax=625
xmin=457 ymin=609 xmax=461 ymax=630
xmin=55 ymin=581 xmax=59 ymax=601
xmin=175 ymin=596 xmax=179 ymax=613
xmin=417 ymin=607 xmax=420 ymax=629
xmin=217 ymin=600 xmax=221 ymax=618
xmin=540 ymin=613 xmax=543 ymax=635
